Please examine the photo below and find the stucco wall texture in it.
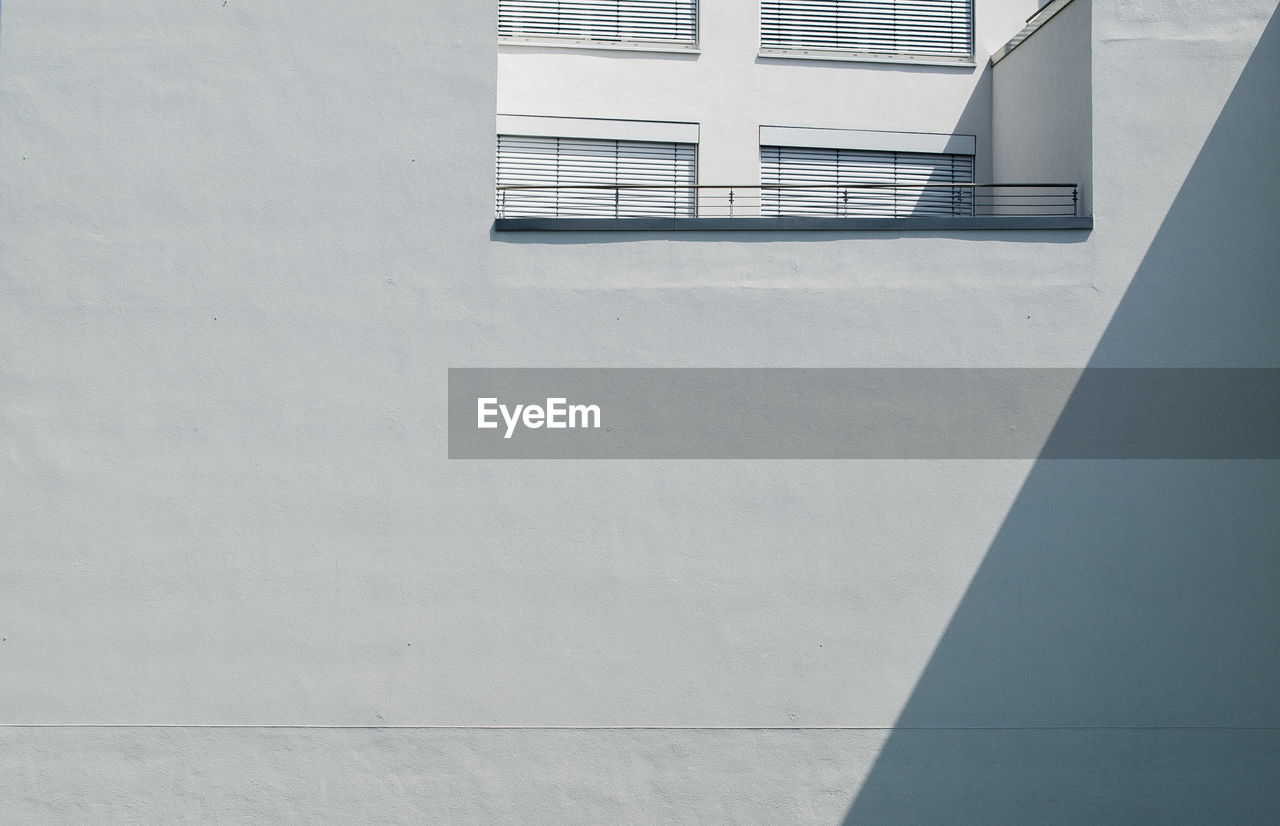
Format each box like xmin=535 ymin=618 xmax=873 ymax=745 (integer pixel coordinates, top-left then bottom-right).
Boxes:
xmin=2 ymin=0 xmax=1278 ymax=822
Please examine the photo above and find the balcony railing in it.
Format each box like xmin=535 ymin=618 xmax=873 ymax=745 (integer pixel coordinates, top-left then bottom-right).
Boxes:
xmin=496 ymin=182 xmax=1080 ymax=219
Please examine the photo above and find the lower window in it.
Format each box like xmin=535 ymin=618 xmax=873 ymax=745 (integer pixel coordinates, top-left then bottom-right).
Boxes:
xmin=761 ymin=134 xmax=975 ymax=217
xmin=496 ymin=132 xmax=697 ymax=219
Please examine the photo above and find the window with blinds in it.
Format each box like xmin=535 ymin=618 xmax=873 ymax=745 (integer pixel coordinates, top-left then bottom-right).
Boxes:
xmin=499 ymin=0 xmax=698 ymax=46
xmin=760 ymin=0 xmax=973 ymax=60
xmin=497 ymin=135 xmax=697 ymax=218
xmin=761 ymin=145 xmax=974 ymax=217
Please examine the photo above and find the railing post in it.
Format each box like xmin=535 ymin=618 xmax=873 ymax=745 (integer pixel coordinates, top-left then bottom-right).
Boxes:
xmin=1073 ymin=185 xmax=1079 ymax=217
xmin=729 ymin=187 xmax=734 ymax=218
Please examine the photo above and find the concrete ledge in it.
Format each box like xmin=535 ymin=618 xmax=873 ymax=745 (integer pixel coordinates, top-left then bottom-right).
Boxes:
xmin=493 ymin=216 xmax=1094 ymax=232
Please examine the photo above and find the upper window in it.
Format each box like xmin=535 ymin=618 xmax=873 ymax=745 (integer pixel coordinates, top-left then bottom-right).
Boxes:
xmin=499 ymin=0 xmax=698 ymax=47
xmin=760 ymin=0 xmax=973 ymax=61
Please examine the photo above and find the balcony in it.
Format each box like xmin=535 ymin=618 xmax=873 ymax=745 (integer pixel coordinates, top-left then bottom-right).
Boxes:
xmin=494 ymin=182 xmax=1091 ymax=231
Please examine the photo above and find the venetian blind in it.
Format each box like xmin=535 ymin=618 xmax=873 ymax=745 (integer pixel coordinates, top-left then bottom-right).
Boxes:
xmin=760 ymin=0 xmax=972 ymax=58
xmin=498 ymin=135 xmax=698 ymax=218
xmin=500 ymin=0 xmax=698 ymax=45
xmin=761 ymin=145 xmax=974 ymax=216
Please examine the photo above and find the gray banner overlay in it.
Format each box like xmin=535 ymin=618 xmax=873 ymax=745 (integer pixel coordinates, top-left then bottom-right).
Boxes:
xmin=448 ymin=369 xmax=1280 ymax=459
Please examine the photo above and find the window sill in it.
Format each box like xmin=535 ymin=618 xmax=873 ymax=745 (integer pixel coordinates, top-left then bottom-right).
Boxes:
xmin=758 ymin=48 xmax=975 ymax=68
xmin=494 ymin=216 xmax=1092 ymax=232
xmin=500 ymin=38 xmax=700 ymax=55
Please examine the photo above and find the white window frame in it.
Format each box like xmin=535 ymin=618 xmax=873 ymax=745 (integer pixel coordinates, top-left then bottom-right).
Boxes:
xmin=499 ymin=0 xmax=700 ymax=52
xmin=760 ymin=0 xmax=975 ymax=66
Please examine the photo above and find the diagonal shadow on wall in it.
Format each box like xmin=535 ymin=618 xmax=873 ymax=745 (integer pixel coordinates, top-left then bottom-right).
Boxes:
xmin=843 ymin=7 xmax=1280 ymax=823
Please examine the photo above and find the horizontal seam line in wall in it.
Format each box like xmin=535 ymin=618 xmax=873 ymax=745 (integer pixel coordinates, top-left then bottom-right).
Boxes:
xmin=3 ymin=725 xmax=1279 ymax=731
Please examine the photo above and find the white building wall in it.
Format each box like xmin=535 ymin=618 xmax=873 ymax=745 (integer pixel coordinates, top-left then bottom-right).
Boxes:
xmin=2 ymin=0 xmax=1278 ymax=821
xmin=993 ymin=0 xmax=1093 ymax=214
xmin=499 ymin=0 xmax=1047 ymax=189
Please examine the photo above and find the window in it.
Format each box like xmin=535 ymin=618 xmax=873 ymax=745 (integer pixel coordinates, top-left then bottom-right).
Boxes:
xmin=760 ymin=0 xmax=973 ymax=61
xmin=499 ymin=0 xmax=698 ymax=46
xmin=496 ymin=116 xmax=698 ymax=219
xmin=760 ymin=126 xmax=974 ymax=217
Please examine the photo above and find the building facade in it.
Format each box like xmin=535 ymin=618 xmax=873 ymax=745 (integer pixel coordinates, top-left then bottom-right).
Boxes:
xmin=496 ymin=0 xmax=1088 ymax=223
xmin=2 ymin=0 xmax=1278 ymax=821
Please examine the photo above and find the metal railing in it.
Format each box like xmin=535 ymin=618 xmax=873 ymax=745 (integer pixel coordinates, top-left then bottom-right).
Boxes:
xmin=496 ymin=182 xmax=1079 ymax=219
